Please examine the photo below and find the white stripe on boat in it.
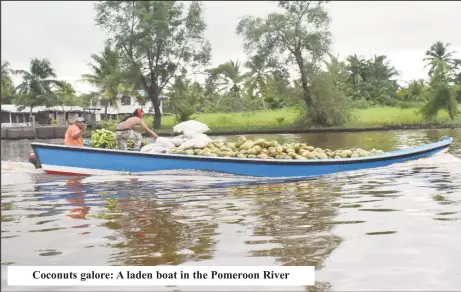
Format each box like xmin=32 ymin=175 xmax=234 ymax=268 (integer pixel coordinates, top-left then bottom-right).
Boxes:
xmin=41 ymin=164 xmax=123 ymax=175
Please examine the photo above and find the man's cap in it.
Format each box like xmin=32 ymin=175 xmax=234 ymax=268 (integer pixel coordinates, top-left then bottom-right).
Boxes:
xmin=75 ymin=117 xmax=85 ymax=122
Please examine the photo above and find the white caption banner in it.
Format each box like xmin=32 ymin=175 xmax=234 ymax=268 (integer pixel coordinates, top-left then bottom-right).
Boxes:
xmin=7 ymin=266 xmax=315 ymax=286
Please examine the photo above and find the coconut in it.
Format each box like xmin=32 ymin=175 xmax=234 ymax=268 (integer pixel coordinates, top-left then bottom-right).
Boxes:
xmin=258 ymin=153 xmax=269 ymax=159
xmin=184 ymin=150 xmax=195 ymax=155
xmin=269 ymin=141 xmax=280 ymax=147
xmin=260 ymin=148 xmax=269 ymax=154
xmin=240 ymin=141 xmax=254 ymax=150
xmin=302 ymin=152 xmax=316 ymax=159
xmin=227 ymin=142 xmax=237 ymax=150
xmin=316 ymin=152 xmax=328 ymax=159
xmin=247 ymin=154 xmax=257 ymax=159
xmin=275 ymin=147 xmax=284 ymax=153
xmin=326 ymin=152 xmax=335 ymax=158
xmin=247 ymin=148 xmax=257 ymax=155
xmin=252 ymin=145 xmax=262 ymax=154
xmin=254 ymin=139 xmax=266 ymax=146
xmin=289 ymin=152 xmax=298 ymax=159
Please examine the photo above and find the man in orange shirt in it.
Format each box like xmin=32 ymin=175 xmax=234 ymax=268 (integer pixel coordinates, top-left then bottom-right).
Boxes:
xmin=64 ymin=117 xmax=86 ymax=147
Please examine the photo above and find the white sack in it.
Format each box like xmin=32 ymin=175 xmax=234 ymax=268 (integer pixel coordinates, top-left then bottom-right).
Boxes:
xmin=140 ymin=143 xmax=157 ymax=153
xmin=169 ymin=135 xmax=189 ymax=147
xmin=140 ymin=144 xmax=171 ymax=154
xmin=155 ymin=137 xmax=175 ymax=148
xmin=173 ymin=120 xmax=210 ymax=137
xmin=140 ymin=137 xmax=175 ymax=153
xmin=178 ymin=133 xmax=213 ymax=150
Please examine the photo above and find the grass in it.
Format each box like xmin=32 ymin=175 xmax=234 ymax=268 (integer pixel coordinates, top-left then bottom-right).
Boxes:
xmin=148 ymin=108 xmax=301 ymax=129
xmin=90 ymin=105 xmax=461 ymax=137
xmin=344 ymin=106 xmax=461 ymax=127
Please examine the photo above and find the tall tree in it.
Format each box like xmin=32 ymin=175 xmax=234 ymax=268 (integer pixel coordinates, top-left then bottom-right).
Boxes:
xmin=345 ymin=54 xmax=365 ymax=86
xmin=421 ymin=43 xmax=460 ymax=120
xmin=243 ymin=54 xmax=277 ymax=108
xmin=14 ymin=58 xmax=62 ymax=114
xmin=365 ymin=55 xmax=399 ymax=81
xmin=53 ymin=81 xmax=81 ymax=124
xmin=81 ymin=44 xmax=125 ymax=117
xmin=1 ymin=60 xmax=16 ymax=104
xmin=166 ymin=77 xmax=204 ymax=122
xmin=423 ymin=41 xmax=459 ymax=77
xmin=207 ymin=59 xmax=246 ymax=107
xmin=236 ymin=1 xmax=332 ymax=121
xmin=94 ymin=1 xmax=211 ymax=129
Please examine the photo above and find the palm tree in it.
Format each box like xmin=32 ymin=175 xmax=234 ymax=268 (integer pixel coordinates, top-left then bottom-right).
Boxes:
xmin=243 ymin=55 xmax=273 ymax=108
xmin=207 ymin=59 xmax=246 ymax=107
xmin=14 ymin=58 xmax=62 ymax=113
xmin=53 ymin=81 xmax=80 ymax=124
xmin=1 ymin=60 xmax=15 ymax=103
xmin=423 ymin=41 xmax=459 ymax=77
xmin=81 ymin=44 xmax=125 ymax=117
xmin=345 ymin=54 xmax=365 ymax=86
xmin=367 ymin=55 xmax=399 ymax=80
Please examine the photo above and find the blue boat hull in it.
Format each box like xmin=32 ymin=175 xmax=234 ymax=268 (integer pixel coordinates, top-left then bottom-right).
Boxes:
xmin=31 ymin=137 xmax=453 ymax=178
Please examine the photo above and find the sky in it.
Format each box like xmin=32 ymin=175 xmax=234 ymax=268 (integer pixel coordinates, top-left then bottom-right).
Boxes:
xmin=2 ymin=1 xmax=461 ymax=95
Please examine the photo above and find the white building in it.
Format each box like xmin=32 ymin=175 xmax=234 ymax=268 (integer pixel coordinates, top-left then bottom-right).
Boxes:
xmin=90 ymin=91 xmax=170 ymax=120
xmin=0 ymin=104 xmax=89 ymax=128
xmin=0 ymin=91 xmax=170 ymax=127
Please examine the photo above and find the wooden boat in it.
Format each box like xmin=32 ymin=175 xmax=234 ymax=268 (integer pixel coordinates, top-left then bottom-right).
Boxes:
xmin=30 ymin=137 xmax=453 ymax=178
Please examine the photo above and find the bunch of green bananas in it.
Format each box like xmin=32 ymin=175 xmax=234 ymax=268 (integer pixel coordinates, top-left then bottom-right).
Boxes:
xmin=89 ymin=129 xmax=118 ymax=149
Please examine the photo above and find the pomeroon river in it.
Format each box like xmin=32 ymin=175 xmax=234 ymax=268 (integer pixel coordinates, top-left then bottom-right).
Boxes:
xmin=1 ymin=129 xmax=461 ymax=291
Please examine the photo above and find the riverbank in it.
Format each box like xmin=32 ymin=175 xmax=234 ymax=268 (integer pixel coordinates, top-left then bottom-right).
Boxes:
xmin=94 ymin=106 xmax=461 ymax=136
xmin=1 ymin=106 xmax=460 ymax=140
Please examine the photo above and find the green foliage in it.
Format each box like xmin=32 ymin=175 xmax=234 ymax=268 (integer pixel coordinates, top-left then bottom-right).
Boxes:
xmin=236 ymin=1 xmax=332 ymax=114
xmin=1 ymin=60 xmax=16 ymax=103
xmin=423 ymin=41 xmax=460 ymax=77
xmin=298 ymin=72 xmax=353 ymax=127
xmin=81 ymin=43 xmax=126 ymax=116
xmin=6 ymin=2 xmax=461 ymax=131
xmin=94 ymin=0 xmax=211 ymax=128
xmin=419 ymin=42 xmax=461 ymax=121
xmin=420 ymin=83 xmax=459 ymax=120
xmin=13 ymin=58 xmax=62 ymax=112
xmin=166 ymin=77 xmax=203 ymax=122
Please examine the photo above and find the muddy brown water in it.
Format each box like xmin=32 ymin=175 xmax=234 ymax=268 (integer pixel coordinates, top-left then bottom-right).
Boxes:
xmin=1 ymin=129 xmax=461 ymax=291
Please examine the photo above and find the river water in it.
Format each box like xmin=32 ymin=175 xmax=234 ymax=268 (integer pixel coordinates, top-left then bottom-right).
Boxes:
xmin=1 ymin=129 xmax=461 ymax=291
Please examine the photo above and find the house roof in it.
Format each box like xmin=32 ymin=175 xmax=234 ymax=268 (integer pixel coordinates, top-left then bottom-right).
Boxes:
xmin=1 ymin=104 xmax=98 ymax=113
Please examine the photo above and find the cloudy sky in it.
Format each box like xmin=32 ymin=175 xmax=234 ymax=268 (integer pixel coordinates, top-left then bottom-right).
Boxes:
xmin=2 ymin=1 xmax=461 ymax=94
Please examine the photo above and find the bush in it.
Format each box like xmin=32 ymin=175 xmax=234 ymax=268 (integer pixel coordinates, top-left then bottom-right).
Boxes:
xmin=421 ymin=83 xmax=460 ymax=120
xmin=298 ymin=72 xmax=353 ymax=127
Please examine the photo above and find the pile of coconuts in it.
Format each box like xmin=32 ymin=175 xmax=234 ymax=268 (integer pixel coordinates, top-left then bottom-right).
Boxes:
xmin=168 ymin=136 xmax=385 ymax=160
